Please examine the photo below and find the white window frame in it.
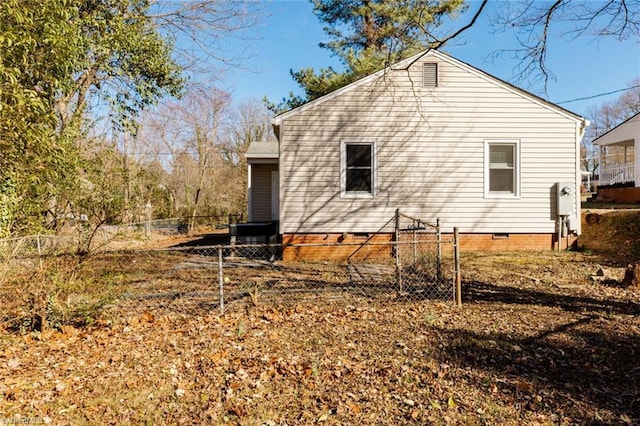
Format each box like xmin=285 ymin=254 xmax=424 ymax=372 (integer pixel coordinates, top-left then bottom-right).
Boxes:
xmin=341 ymin=140 xmax=377 ymax=198
xmin=484 ymin=140 xmax=521 ymax=198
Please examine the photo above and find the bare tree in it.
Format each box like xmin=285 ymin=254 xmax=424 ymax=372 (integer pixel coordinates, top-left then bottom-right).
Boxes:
xmin=583 ymin=78 xmax=640 ymax=174
xmin=141 ymin=89 xmax=231 ymax=232
xmin=491 ymin=0 xmax=640 ymax=90
xmin=149 ymin=0 xmax=261 ymax=69
xmin=136 ymin=94 xmax=275 ymax=228
xmin=586 ymin=78 xmax=640 ymax=138
xmin=220 ymin=100 xmax=276 ymax=215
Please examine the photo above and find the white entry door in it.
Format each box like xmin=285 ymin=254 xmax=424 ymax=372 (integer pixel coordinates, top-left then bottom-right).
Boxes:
xmin=271 ymin=170 xmax=279 ymax=221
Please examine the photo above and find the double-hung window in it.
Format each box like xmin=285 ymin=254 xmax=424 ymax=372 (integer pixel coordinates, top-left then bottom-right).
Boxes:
xmin=485 ymin=140 xmax=520 ymax=198
xmin=342 ymin=141 xmax=375 ymax=197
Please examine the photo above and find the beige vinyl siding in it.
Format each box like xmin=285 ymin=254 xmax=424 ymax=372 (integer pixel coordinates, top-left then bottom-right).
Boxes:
xmin=250 ymin=163 xmax=277 ymax=222
xmin=279 ymin=53 xmax=580 ymax=234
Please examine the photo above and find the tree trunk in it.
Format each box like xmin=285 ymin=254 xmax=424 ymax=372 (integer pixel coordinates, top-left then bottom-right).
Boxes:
xmin=622 ymin=264 xmax=640 ymax=287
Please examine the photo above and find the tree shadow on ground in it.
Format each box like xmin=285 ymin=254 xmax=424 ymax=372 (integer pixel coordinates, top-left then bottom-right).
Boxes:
xmin=432 ymin=279 xmax=640 ymax=422
xmin=431 ymin=319 xmax=640 ymax=422
xmin=464 ymin=280 xmax=640 ymax=315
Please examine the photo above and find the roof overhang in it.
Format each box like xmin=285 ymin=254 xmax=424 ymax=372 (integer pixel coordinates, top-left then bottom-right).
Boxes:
xmin=271 ymin=49 xmax=587 ymax=139
xmin=593 ymin=113 xmax=640 ymax=146
xmin=245 ymin=141 xmax=279 ymax=161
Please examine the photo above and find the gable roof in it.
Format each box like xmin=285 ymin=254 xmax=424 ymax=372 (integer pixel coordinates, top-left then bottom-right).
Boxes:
xmin=272 ymin=49 xmax=586 ymax=132
xmin=592 ymin=112 xmax=640 ymax=146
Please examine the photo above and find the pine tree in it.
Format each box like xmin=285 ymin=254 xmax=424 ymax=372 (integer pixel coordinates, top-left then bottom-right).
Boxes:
xmin=268 ymin=0 xmax=465 ymax=113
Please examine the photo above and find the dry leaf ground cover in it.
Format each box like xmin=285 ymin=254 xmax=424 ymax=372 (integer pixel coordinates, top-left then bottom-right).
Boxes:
xmin=1 ymin=213 xmax=640 ymax=425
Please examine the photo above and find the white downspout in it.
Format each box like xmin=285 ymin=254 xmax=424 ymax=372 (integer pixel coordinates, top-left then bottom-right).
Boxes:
xmin=575 ymin=120 xmax=589 ymax=236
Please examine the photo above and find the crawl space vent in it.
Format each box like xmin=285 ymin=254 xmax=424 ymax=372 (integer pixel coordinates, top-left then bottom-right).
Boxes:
xmin=423 ymin=62 xmax=438 ymax=88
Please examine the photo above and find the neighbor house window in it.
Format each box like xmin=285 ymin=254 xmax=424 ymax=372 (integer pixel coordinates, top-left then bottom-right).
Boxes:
xmin=485 ymin=140 xmax=520 ymax=197
xmin=342 ymin=141 xmax=376 ymax=197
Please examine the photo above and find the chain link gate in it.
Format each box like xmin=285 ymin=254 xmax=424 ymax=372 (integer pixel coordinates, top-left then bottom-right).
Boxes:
xmin=112 ymin=211 xmax=462 ymax=314
xmin=213 ymin=210 xmax=461 ymax=311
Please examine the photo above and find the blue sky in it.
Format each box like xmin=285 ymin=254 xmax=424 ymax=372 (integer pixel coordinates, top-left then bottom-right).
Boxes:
xmin=220 ymin=0 xmax=640 ymax=119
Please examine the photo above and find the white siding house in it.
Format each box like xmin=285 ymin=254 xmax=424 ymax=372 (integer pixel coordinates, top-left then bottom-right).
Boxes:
xmin=593 ymin=112 xmax=640 ymax=187
xmin=262 ymin=50 xmax=588 ymax=252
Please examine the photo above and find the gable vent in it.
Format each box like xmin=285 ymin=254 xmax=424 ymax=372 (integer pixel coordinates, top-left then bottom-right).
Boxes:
xmin=423 ymin=62 xmax=438 ymax=88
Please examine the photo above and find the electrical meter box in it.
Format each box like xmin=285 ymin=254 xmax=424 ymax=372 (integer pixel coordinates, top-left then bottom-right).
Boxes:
xmin=556 ymin=182 xmax=574 ymax=216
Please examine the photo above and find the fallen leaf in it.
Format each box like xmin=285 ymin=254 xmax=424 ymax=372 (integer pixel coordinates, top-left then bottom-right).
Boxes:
xmin=61 ymin=325 xmax=78 ymax=336
xmin=6 ymin=358 xmax=21 ymax=370
xmin=229 ymin=403 xmax=247 ymax=417
xmin=515 ymin=380 xmax=534 ymax=392
xmin=142 ymin=310 xmax=155 ymax=323
xmin=448 ymin=396 xmax=457 ymax=408
xmin=348 ymin=403 xmax=361 ymax=413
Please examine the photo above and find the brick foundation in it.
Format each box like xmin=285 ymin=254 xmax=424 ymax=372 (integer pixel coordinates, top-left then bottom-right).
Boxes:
xmin=457 ymin=233 xmax=575 ymax=252
xmin=282 ymin=233 xmax=393 ymax=261
xmin=281 ymin=232 xmax=575 ymax=261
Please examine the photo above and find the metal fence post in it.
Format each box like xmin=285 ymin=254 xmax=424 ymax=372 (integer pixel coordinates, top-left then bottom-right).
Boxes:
xmin=412 ymin=224 xmax=417 ymax=264
xmin=436 ymin=218 xmax=442 ymax=282
xmin=218 ymin=245 xmax=224 ymax=314
xmin=36 ymin=235 xmax=43 ymax=268
xmin=454 ymin=227 xmax=462 ymax=307
xmin=394 ymin=209 xmax=402 ymax=293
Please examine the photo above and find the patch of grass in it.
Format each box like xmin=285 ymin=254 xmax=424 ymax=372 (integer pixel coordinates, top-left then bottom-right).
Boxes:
xmin=423 ymin=313 xmax=437 ymax=325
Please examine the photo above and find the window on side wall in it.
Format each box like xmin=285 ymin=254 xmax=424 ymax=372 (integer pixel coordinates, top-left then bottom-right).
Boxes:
xmin=485 ymin=140 xmax=520 ymax=198
xmin=342 ymin=142 xmax=375 ymax=197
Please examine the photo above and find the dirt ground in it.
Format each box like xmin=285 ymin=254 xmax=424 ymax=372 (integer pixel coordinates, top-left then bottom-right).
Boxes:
xmin=578 ymin=208 xmax=640 ymax=262
xmin=1 ymin=212 xmax=639 ymax=425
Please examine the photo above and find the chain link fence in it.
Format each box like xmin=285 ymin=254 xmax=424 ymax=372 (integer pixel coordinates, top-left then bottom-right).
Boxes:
xmin=0 ymin=234 xmax=77 ymax=260
xmin=0 ymin=211 xmax=461 ymax=327
xmin=0 ymin=213 xmax=241 ymax=258
xmin=116 ymin=233 xmax=461 ymax=315
xmin=97 ymin=214 xmax=242 ymax=240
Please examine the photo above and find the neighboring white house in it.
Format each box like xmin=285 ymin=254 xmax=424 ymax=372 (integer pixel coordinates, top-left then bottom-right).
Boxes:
xmin=593 ymin=112 xmax=640 ymax=187
xmin=248 ymin=49 xmax=588 ymax=254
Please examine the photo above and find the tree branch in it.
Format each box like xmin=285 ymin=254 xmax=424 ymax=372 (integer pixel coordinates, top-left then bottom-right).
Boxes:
xmin=492 ymin=0 xmax=640 ymax=93
xmin=431 ymin=0 xmax=489 ymax=49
